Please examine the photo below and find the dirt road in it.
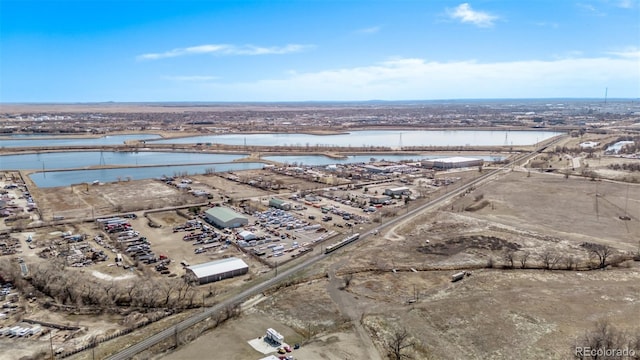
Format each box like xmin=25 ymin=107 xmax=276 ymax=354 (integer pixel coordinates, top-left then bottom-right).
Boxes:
xmin=326 ymin=259 xmax=383 ymax=360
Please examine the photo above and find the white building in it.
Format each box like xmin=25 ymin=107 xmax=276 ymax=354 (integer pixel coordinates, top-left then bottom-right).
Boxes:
xmin=423 ymin=157 xmax=483 ymax=170
xmin=384 ymin=186 xmax=410 ymax=196
xmin=185 ymin=257 xmax=249 ymax=285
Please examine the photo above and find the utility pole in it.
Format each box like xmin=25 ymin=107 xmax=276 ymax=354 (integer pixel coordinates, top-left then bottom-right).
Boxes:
xmin=50 ymin=330 xmax=54 ymax=360
xmin=174 ymin=325 xmax=179 ymax=348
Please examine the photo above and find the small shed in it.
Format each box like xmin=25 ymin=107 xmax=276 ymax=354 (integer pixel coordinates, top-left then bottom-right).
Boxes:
xmin=238 ymin=230 xmax=256 ymax=241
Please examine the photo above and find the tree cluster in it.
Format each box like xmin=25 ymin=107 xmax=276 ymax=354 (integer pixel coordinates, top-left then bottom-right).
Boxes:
xmin=0 ymin=258 xmax=200 ymax=311
xmin=608 ymin=163 xmax=640 ymax=172
xmin=574 ymin=320 xmax=640 ymax=360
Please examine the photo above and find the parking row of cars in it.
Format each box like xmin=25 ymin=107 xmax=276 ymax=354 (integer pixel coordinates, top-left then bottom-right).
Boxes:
xmin=99 ymin=216 xmax=173 ymax=274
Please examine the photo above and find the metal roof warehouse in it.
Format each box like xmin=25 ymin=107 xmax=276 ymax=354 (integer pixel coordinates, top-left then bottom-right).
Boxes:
xmin=186 ymin=257 xmax=249 ymax=284
xmin=204 ymin=207 xmax=249 ymax=228
xmin=431 ymin=156 xmax=483 ymax=169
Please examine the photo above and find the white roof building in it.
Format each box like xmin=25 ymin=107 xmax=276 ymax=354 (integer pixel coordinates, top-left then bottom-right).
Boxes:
xmin=186 ymin=257 xmax=249 ymax=285
xmin=239 ymin=230 xmax=256 ymax=241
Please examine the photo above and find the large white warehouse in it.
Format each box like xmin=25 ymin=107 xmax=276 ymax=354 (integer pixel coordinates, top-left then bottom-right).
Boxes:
xmin=424 ymin=157 xmax=484 ymax=170
xmin=185 ymin=257 xmax=249 ymax=285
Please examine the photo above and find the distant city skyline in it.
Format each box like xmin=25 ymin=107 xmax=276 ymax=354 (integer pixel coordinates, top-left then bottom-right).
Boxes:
xmin=1 ymin=0 xmax=639 ymax=102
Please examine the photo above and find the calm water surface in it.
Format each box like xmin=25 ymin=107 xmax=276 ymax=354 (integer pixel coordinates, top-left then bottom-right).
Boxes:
xmin=0 ymin=151 xmax=247 ymax=170
xmin=0 ymin=134 xmax=160 ymax=148
xmin=29 ymin=162 xmax=264 ymax=188
xmin=150 ymin=130 xmax=560 ymax=147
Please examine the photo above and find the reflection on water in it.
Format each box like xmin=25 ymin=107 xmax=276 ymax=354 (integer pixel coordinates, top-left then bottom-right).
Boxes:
xmin=0 ymin=151 xmax=247 ymax=170
xmin=0 ymin=134 xmax=160 ymax=148
xmin=149 ymin=130 xmax=561 ymax=147
xmin=29 ymin=162 xmax=264 ymax=188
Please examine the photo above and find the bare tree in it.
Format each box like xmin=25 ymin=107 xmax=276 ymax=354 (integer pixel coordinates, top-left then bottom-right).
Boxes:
xmin=591 ymin=244 xmax=614 ymax=269
xmin=574 ymin=320 xmax=634 ymax=360
xmin=386 ymin=328 xmax=415 ymax=360
xmin=562 ymin=256 xmax=576 ymax=270
xmin=539 ymin=251 xmax=561 ymax=270
xmin=340 ymin=273 xmax=354 ymax=290
xmin=504 ymin=250 xmax=515 ymax=269
xmin=160 ymin=280 xmax=177 ymax=307
xmin=519 ymin=251 xmax=530 ymax=269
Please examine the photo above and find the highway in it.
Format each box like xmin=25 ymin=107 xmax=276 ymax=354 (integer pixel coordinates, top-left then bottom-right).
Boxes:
xmin=105 ymin=139 xmax=560 ymax=360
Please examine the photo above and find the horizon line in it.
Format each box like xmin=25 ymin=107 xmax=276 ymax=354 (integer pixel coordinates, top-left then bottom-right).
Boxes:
xmin=1 ymin=97 xmax=638 ymax=106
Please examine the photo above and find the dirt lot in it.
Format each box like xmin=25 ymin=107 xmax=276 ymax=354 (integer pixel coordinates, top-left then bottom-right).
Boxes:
xmin=24 ymin=178 xmax=196 ymax=221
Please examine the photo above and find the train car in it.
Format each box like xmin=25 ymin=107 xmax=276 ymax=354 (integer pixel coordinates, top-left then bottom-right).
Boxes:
xmin=325 ymin=233 xmax=360 ymax=254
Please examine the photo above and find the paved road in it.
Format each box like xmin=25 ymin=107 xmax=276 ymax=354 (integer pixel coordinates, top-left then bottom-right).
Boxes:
xmin=106 ymin=139 xmax=561 ymax=360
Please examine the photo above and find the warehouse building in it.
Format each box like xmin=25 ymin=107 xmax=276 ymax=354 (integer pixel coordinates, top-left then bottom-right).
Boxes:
xmin=369 ymin=195 xmax=391 ymax=204
xmin=186 ymin=257 xmax=249 ymax=285
xmin=384 ymin=186 xmax=410 ymax=196
xmin=204 ymin=207 xmax=248 ymax=228
xmin=268 ymin=197 xmax=291 ymax=210
xmin=426 ymin=157 xmax=484 ymax=170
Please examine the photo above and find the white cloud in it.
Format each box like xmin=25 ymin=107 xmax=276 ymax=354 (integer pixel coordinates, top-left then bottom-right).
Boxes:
xmin=616 ymin=0 xmax=638 ymax=9
xmin=533 ymin=21 xmax=559 ymax=29
xmin=355 ymin=26 xmax=381 ymax=34
xmin=137 ymin=44 xmax=312 ymax=61
xmin=606 ymin=47 xmax=640 ymax=58
xmin=448 ymin=3 xmax=498 ymax=27
xmin=577 ymin=3 xmax=607 ymax=16
xmin=196 ymin=55 xmax=639 ymax=101
xmin=163 ymin=75 xmax=219 ymax=82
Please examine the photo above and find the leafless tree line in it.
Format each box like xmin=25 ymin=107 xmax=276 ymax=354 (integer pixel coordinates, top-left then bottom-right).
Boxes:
xmin=501 ymin=243 xmax=621 ymax=271
xmin=0 ymin=258 xmax=201 ymax=311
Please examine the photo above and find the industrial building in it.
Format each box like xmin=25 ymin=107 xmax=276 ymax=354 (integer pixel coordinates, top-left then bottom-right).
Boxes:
xmin=425 ymin=156 xmax=484 ymax=170
xmin=384 ymin=186 xmax=410 ymax=196
xmin=185 ymin=257 xmax=249 ymax=284
xmin=204 ymin=207 xmax=248 ymax=228
xmin=369 ymin=195 xmax=391 ymax=204
xmin=268 ymin=198 xmax=291 ymax=210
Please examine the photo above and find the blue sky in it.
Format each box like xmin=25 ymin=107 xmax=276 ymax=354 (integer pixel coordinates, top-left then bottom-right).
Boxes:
xmin=1 ymin=0 xmax=639 ymax=102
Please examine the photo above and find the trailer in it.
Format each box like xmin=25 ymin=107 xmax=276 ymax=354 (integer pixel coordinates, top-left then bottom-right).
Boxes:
xmin=451 ymin=272 xmax=467 ymax=282
xmin=265 ymin=328 xmax=284 ymax=346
